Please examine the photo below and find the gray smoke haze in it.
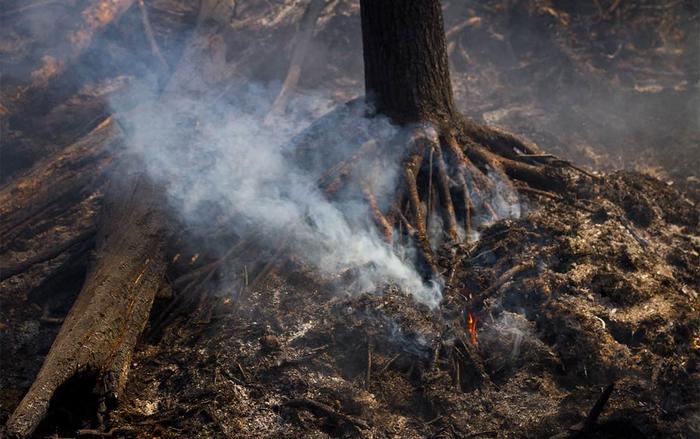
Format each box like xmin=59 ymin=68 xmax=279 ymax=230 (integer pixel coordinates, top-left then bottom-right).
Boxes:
xmin=98 ymin=0 xmax=531 ymax=310
xmin=0 ymin=0 xmax=530 ymax=310
xmin=15 ymin=0 xmax=678 ymax=285
xmin=114 ymin=82 xmax=446 ymax=307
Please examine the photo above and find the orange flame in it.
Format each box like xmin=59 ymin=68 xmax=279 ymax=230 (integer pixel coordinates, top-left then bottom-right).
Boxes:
xmin=467 ymin=312 xmax=478 ymax=345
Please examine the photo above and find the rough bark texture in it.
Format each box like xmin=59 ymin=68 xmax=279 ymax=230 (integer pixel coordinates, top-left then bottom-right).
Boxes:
xmin=360 ymin=0 xmax=457 ymax=124
xmin=4 ymin=171 xmax=168 ymax=439
xmin=0 ymin=118 xmax=118 ymax=248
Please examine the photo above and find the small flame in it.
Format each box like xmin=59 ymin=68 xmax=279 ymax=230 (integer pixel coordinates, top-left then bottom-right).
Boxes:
xmin=467 ymin=312 xmax=478 ymax=345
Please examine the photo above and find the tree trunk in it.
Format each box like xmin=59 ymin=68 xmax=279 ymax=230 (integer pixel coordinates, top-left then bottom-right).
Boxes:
xmin=360 ymin=0 xmax=456 ymax=124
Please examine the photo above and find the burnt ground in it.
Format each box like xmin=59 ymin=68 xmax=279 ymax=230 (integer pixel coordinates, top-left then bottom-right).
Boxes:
xmin=1 ymin=1 xmax=699 ymax=438
xmin=13 ymin=172 xmax=690 ymax=439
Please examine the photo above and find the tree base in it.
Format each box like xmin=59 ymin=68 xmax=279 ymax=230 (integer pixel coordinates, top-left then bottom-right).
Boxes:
xmin=313 ymin=110 xmax=579 ymax=277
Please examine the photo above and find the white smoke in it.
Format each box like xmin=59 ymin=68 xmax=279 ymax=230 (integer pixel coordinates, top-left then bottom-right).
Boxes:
xmin=115 ymin=82 xmax=442 ymax=308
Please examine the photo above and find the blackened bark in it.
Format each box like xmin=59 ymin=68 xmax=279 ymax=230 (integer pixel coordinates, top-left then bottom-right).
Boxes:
xmin=360 ymin=0 xmax=456 ymax=124
xmin=5 ymin=169 xmax=168 ymax=439
xmin=0 ymin=118 xmax=118 ymax=247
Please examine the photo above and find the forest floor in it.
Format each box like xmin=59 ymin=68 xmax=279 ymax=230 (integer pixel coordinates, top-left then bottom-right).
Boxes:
xmin=1 ymin=0 xmax=699 ymax=438
xmin=106 ymin=174 xmax=700 ymax=437
xmin=5 ymin=171 xmax=696 ymax=438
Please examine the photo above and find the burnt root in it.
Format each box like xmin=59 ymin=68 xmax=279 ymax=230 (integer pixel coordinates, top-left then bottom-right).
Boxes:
xmin=318 ymin=117 xmax=582 ymax=277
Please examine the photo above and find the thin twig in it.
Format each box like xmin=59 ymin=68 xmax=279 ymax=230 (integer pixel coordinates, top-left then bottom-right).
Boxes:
xmin=284 ymin=398 xmax=369 ymax=430
xmin=365 ymin=338 xmax=372 ymax=390
xmin=584 ymin=382 xmax=615 ymax=430
xmin=264 ymin=0 xmax=325 ymax=125
xmin=40 ymin=305 xmax=64 ymax=325
xmin=380 ymin=353 xmax=401 ymax=374
xmin=468 ymin=261 xmax=535 ymax=307
xmin=77 ymin=427 xmax=135 ymax=437
xmin=138 ymin=0 xmax=169 ymax=72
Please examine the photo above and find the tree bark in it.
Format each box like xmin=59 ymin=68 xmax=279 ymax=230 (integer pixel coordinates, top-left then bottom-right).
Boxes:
xmin=360 ymin=0 xmax=456 ymax=124
xmin=4 ymin=169 xmax=168 ymax=439
xmin=0 ymin=118 xmax=118 ymax=247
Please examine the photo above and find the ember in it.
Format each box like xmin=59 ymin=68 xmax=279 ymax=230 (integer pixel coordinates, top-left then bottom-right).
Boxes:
xmin=467 ymin=311 xmax=478 ymax=345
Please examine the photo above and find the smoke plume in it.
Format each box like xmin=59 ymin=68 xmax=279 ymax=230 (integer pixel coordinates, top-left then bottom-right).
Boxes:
xmin=114 ymin=82 xmax=444 ymax=307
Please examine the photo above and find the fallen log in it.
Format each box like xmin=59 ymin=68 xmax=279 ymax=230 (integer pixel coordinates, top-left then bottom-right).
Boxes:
xmin=0 ymin=117 xmax=119 ymax=247
xmin=1 ymin=0 xmax=135 ymax=152
xmin=4 ymin=170 xmax=169 ymax=439
xmin=23 ymin=0 xmax=136 ymax=91
xmin=0 ymin=228 xmax=96 ymax=283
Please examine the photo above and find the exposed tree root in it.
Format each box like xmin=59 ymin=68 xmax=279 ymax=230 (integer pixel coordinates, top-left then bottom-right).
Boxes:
xmin=4 ymin=172 xmax=168 ymax=439
xmin=1 ymin=88 xmax=583 ymax=439
xmin=317 ymin=116 xmax=577 ymax=277
xmin=0 ymin=4 xmax=597 ymax=435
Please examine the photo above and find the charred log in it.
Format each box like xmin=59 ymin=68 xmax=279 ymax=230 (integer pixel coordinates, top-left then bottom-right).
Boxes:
xmin=0 ymin=118 xmax=119 ymax=249
xmin=5 ymin=170 xmax=168 ymax=439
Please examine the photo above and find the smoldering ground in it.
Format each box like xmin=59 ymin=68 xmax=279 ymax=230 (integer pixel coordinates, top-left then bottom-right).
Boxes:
xmin=115 ymin=86 xmax=445 ymax=307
